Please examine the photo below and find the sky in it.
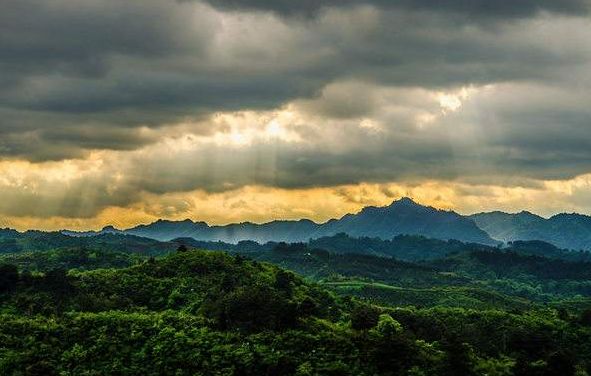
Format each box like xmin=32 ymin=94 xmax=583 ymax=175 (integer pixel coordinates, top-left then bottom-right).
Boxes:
xmin=2 ymin=0 xmax=591 ymax=231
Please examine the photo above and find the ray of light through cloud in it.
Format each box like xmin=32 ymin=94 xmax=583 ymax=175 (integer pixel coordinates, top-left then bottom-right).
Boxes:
xmin=1 ymin=1 xmax=591 ymax=229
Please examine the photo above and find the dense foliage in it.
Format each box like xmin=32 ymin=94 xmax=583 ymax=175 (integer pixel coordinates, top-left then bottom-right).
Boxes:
xmin=179 ymin=232 xmax=591 ymax=262
xmin=0 ymin=229 xmax=177 ymax=256
xmin=1 ymin=232 xmax=591 ymax=375
xmin=0 ymin=248 xmax=142 ymax=272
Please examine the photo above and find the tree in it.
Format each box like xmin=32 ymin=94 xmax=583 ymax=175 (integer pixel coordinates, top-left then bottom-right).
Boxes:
xmin=0 ymin=263 xmax=18 ymax=292
xmin=351 ymin=305 xmax=380 ymax=330
xmin=208 ymin=285 xmax=298 ymax=332
xmin=545 ymin=350 xmax=576 ymax=376
xmin=43 ymin=268 xmax=72 ymax=295
xmin=375 ymin=314 xmax=403 ymax=338
xmin=274 ymin=270 xmax=294 ymax=295
xmin=442 ymin=338 xmax=477 ymax=376
xmin=580 ymin=309 xmax=591 ymax=326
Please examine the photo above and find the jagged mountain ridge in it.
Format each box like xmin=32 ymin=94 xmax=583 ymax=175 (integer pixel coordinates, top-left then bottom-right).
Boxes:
xmin=60 ymin=198 xmax=591 ymax=250
xmin=64 ymin=198 xmax=497 ymax=245
xmin=319 ymin=197 xmax=494 ymax=244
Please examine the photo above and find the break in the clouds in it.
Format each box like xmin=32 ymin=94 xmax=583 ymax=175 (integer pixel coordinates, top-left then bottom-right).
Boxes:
xmin=1 ymin=0 xmax=591 ymax=226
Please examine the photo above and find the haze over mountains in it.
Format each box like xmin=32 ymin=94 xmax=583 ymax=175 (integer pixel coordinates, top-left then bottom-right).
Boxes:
xmin=471 ymin=211 xmax=591 ymax=251
xmin=47 ymin=197 xmax=580 ymax=250
xmin=62 ymin=198 xmax=495 ymax=245
xmin=57 ymin=197 xmax=591 ymax=251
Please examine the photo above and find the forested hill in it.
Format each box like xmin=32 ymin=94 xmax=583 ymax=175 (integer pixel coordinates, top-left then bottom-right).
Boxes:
xmin=176 ymin=233 xmax=591 ymax=262
xmin=0 ymin=229 xmax=178 ymax=256
xmin=1 ymin=249 xmax=591 ymax=375
xmin=4 ymin=226 xmax=591 ymax=266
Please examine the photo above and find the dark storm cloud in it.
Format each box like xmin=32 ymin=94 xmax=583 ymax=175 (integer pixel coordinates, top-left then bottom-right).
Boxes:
xmin=1 ymin=1 xmax=585 ymax=124
xmin=199 ymin=0 xmax=591 ymax=19
xmin=456 ymin=85 xmax=591 ymax=181
xmin=0 ymin=0 xmax=214 ymax=159
xmin=0 ymin=108 xmax=164 ymax=160
xmin=1 ymin=0 xmax=591 ymax=214
xmin=1 ymin=0 xmax=581 ymax=129
xmin=0 ymin=0 xmax=211 ymax=78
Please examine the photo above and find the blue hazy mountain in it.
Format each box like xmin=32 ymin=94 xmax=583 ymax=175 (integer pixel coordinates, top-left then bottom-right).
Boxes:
xmin=471 ymin=211 xmax=591 ymax=251
xmin=127 ymin=218 xmax=321 ymax=244
xmin=91 ymin=198 xmax=497 ymax=245
xmin=62 ymin=199 xmax=591 ymax=250
xmin=318 ymin=197 xmax=495 ymax=244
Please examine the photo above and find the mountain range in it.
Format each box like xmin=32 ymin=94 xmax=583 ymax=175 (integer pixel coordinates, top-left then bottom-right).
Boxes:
xmin=63 ymin=198 xmax=495 ymax=245
xmin=470 ymin=211 xmax=591 ymax=251
xmin=60 ymin=197 xmax=591 ymax=251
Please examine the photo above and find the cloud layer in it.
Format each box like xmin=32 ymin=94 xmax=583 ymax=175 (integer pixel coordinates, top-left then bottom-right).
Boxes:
xmin=1 ymin=0 xmax=591 ymax=227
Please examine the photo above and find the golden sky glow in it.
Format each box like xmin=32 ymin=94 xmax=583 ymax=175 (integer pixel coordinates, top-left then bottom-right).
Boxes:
xmin=3 ymin=175 xmax=591 ymax=231
xmin=2 ymin=81 xmax=591 ymax=231
xmin=2 ymin=1 xmax=591 ymax=231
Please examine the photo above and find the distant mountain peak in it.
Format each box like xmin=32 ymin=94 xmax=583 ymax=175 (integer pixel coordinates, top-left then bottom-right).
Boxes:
xmin=359 ymin=197 xmax=424 ymax=214
xmin=327 ymin=196 xmax=496 ymax=245
xmin=395 ymin=196 xmax=417 ymax=205
xmin=66 ymin=197 xmax=494 ymax=245
xmin=384 ymin=197 xmax=437 ymax=213
xmin=517 ymin=210 xmax=541 ymax=218
xmin=386 ymin=197 xmax=421 ymax=208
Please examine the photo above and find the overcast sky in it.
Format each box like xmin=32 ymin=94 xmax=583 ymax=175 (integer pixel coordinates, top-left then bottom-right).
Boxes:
xmin=2 ymin=0 xmax=591 ymax=230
